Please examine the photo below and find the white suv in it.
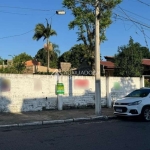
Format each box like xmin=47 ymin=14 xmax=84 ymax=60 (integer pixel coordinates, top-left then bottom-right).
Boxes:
xmin=113 ymin=88 xmax=150 ymax=121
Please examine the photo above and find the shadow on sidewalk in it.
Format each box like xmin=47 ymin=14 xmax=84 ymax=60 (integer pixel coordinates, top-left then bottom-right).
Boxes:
xmin=0 ymin=108 xmax=114 ymax=125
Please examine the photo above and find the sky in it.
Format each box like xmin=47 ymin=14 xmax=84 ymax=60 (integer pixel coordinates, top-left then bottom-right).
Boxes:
xmin=0 ymin=0 xmax=150 ymax=60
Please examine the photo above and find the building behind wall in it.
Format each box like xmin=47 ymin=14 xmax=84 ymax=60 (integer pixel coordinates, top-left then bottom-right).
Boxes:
xmin=101 ymin=56 xmax=150 ymax=76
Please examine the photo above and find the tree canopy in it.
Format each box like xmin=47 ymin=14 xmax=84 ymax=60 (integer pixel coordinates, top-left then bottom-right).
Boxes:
xmin=114 ymin=37 xmax=145 ymax=77
xmin=0 ymin=57 xmax=3 ymax=65
xmin=62 ymin=0 xmax=122 ymax=69
xmin=35 ymin=44 xmax=60 ymax=68
xmin=59 ymin=51 xmax=71 ymax=63
xmin=0 ymin=53 xmax=32 ymax=74
xmin=12 ymin=53 xmax=32 ymax=73
xmin=59 ymin=44 xmax=94 ymax=68
xmin=140 ymin=46 xmax=150 ymax=59
xmin=33 ymin=19 xmax=57 ymax=41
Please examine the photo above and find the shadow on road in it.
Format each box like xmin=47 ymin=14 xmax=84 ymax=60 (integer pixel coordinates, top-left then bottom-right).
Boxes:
xmin=116 ymin=116 xmax=147 ymax=122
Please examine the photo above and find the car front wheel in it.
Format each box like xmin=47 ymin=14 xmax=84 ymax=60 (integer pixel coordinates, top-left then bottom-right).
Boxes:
xmin=142 ymin=107 xmax=150 ymax=121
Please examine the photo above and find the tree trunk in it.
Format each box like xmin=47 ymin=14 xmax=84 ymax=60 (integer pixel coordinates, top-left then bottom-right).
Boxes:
xmin=47 ymin=38 xmax=49 ymax=73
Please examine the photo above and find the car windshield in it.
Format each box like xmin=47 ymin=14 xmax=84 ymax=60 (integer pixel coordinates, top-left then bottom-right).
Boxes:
xmin=126 ymin=89 xmax=150 ymax=97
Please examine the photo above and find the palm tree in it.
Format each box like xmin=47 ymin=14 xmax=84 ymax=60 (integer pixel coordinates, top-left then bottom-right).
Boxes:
xmin=51 ymin=44 xmax=60 ymax=57
xmin=33 ymin=19 xmax=57 ymax=72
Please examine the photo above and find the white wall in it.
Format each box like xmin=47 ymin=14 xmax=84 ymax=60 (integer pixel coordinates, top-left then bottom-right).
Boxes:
xmin=107 ymin=77 xmax=142 ymax=107
xmin=0 ymin=74 xmax=144 ymax=113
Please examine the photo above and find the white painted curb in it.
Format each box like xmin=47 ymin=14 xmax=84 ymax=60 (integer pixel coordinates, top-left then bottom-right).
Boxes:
xmin=64 ymin=119 xmax=74 ymax=123
xmin=43 ymin=120 xmax=64 ymax=125
xmin=91 ymin=116 xmax=104 ymax=120
xmin=73 ymin=117 xmax=91 ymax=122
xmin=0 ymin=124 xmax=18 ymax=128
xmin=19 ymin=121 xmax=42 ymax=126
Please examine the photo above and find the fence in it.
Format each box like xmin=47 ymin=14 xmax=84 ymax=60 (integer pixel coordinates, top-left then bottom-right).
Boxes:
xmin=0 ymin=74 xmax=144 ymax=112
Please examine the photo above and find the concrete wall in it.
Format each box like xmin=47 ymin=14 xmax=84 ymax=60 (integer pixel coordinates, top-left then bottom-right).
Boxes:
xmin=0 ymin=74 xmax=144 ymax=113
xmin=106 ymin=77 xmax=143 ymax=107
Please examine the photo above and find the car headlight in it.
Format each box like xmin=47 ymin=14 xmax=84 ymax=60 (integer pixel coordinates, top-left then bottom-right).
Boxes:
xmin=128 ymin=100 xmax=142 ymax=106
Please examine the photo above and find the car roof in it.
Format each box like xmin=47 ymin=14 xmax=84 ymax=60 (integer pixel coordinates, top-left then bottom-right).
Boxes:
xmin=140 ymin=87 xmax=150 ymax=89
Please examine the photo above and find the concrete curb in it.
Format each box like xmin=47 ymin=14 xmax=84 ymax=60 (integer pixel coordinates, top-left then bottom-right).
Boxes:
xmin=73 ymin=117 xmax=91 ymax=122
xmin=0 ymin=124 xmax=18 ymax=128
xmin=43 ymin=120 xmax=64 ymax=125
xmin=64 ymin=119 xmax=74 ymax=123
xmin=19 ymin=121 xmax=42 ymax=126
xmin=91 ymin=116 xmax=104 ymax=120
xmin=0 ymin=115 xmax=117 ymax=128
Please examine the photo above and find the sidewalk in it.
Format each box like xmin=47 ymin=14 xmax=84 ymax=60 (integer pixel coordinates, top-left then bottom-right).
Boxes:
xmin=0 ymin=108 xmax=115 ymax=128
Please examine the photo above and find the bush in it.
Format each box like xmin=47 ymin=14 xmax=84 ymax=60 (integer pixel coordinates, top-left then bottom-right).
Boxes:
xmin=145 ymin=79 xmax=150 ymax=87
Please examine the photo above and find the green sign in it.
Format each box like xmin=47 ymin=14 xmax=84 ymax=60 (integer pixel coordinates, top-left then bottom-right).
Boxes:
xmin=56 ymin=83 xmax=64 ymax=95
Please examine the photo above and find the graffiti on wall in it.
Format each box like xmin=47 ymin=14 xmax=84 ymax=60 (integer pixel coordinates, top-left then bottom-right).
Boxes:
xmin=0 ymin=79 xmax=11 ymax=92
xmin=34 ymin=79 xmax=42 ymax=91
xmin=74 ymin=79 xmax=89 ymax=89
xmin=111 ymin=82 xmax=125 ymax=102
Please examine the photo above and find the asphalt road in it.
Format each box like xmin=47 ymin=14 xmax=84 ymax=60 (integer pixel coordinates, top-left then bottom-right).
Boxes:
xmin=0 ymin=118 xmax=150 ymax=150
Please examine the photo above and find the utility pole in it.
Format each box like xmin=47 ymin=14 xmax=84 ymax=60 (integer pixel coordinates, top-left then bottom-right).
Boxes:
xmin=95 ymin=0 xmax=101 ymax=115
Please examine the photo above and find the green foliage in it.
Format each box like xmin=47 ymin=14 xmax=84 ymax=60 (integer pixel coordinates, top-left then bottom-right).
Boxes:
xmin=35 ymin=48 xmax=47 ymax=66
xmin=63 ymin=0 xmax=122 ymax=43
xmin=62 ymin=0 xmax=122 ymax=69
xmin=13 ymin=53 xmax=32 ymax=63
xmin=12 ymin=53 xmax=32 ymax=73
xmin=59 ymin=51 xmax=71 ymax=63
xmin=58 ymin=44 xmax=104 ymax=72
xmin=70 ymin=45 xmax=86 ymax=68
xmin=33 ymin=19 xmax=57 ymax=41
xmin=145 ymin=79 xmax=150 ymax=87
xmin=0 ymin=57 xmax=3 ymax=65
xmin=59 ymin=44 xmax=92 ymax=68
xmin=34 ymin=72 xmax=54 ymax=75
xmin=0 ymin=53 xmax=32 ymax=74
xmin=114 ymin=37 xmax=144 ymax=77
xmin=35 ymin=44 xmax=60 ymax=68
xmin=140 ymin=47 xmax=150 ymax=58
xmin=0 ymin=66 xmax=15 ymax=73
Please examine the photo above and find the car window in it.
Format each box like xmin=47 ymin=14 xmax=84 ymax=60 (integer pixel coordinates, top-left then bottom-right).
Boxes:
xmin=126 ymin=89 xmax=150 ymax=97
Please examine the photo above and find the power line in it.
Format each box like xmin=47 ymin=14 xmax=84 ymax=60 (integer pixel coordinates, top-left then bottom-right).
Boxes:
xmin=112 ymin=14 xmax=150 ymax=31
xmin=117 ymin=6 xmax=150 ymax=28
xmin=0 ymin=11 xmax=27 ymax=15
xmin=117 ymin=6 xmax=150 ymax=47
xmin=0 ymin=13 xmax=56 ymax=40
xmin=0 ymin=10 xmax=28 ymax=15
xmin=115 ymin=7 xmax=150 ymax=22
xmin=113 ymin=13 xmax=150 ymax=34
xmin=0 ymin=29 xmax=34 ymax=39
xmin=137 ymin=0 xmax=150 ymax=6
xmin=141 ymin=26 xmax=149 ymax=47
xmin=0 ymin=5 xmax=60 ymax=11
xmin=0 ymin=10 xmax=52 ymax=16
xmin=114 ymin=9 xmax=150 ymax=30
xmin=114 ymin=12 xmax=150 ymax=29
